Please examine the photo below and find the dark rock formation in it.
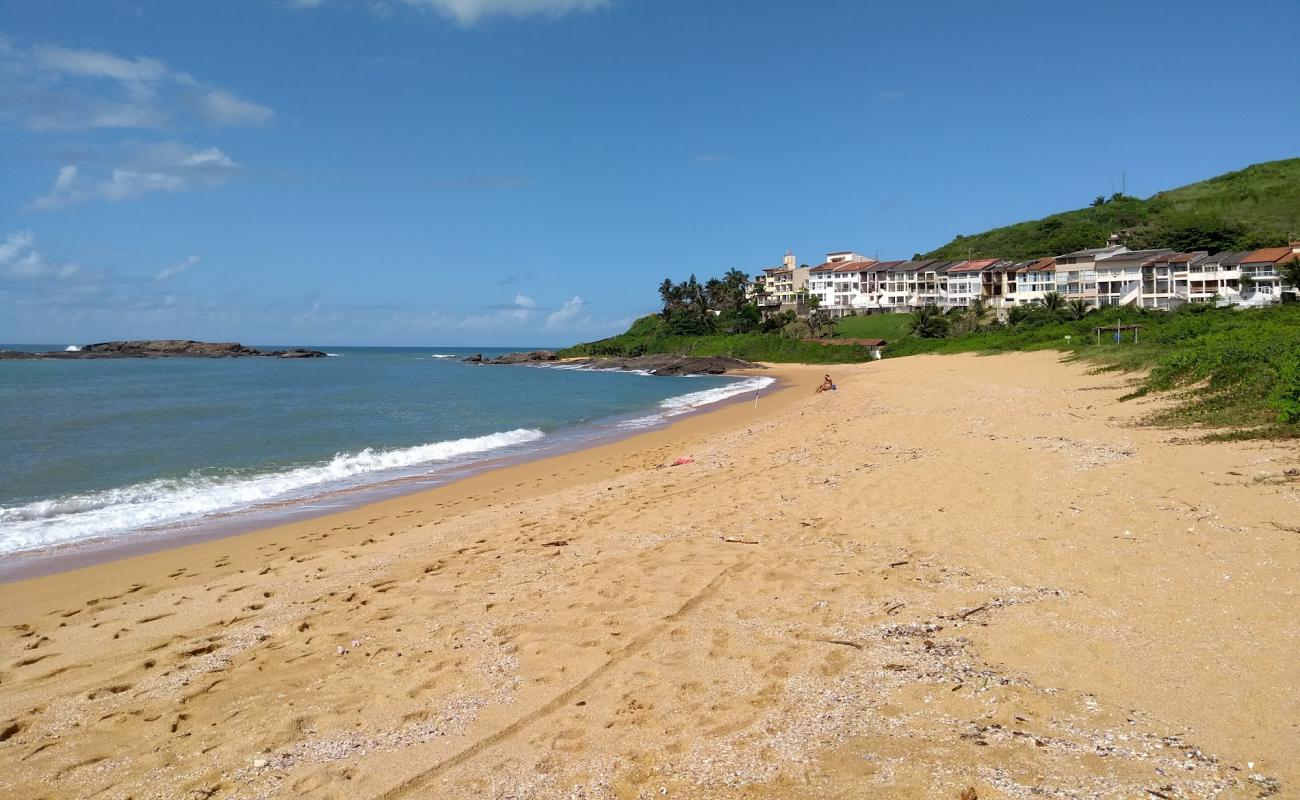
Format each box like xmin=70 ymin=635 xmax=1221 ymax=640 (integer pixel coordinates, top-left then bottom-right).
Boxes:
xmin=468 ymin=351 xmax=761 ymax=376
xmin=568 ymin=354 xmax=762 ymax=376
xmin=0 ymin=340 xmax=328 ymax=360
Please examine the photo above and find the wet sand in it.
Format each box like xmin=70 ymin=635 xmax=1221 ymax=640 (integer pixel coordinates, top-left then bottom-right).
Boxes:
xmin=0 ymin=354 xmax=1295 ymax=799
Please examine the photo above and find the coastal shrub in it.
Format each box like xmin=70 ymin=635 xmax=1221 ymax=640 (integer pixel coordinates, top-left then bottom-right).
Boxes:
xmin=1273 ymin=354 xmax=1300 ymax=424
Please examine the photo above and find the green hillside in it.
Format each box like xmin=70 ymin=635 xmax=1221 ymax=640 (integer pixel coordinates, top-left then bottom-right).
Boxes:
xmin=924 ymin=158 xmax=1300 ymax=260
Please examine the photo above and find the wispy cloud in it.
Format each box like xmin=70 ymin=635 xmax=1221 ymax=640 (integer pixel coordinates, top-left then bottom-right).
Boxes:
xmin=28 ymin=142 xmax=242 ymax=210
xmin=156 ymin=255 xmax=201 ymax=281
xmin=545 ymin=295 xmax=586 ymax=328
xmin=0 ymin=230 xmax=81 ymax=280
xmin=876 ymin=89 xmax=906 ymax=102
xmin=291 ymin=0 xmax=609 ymax=26
xmin=693 ymin=153 xmax=731 ymax=163
xmin=0 ymin=39 xmax=273 ymax=131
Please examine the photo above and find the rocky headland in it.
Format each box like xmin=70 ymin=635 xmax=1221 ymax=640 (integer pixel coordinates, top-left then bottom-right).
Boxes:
xmin=0 ymin=340 xmax=328 ymax=360
xmin=463 ymin=350 xmax=762 ymax=376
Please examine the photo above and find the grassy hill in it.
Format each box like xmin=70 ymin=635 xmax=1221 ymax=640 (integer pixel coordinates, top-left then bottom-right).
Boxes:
xmin=832 ymin=314 xmax=915 ymax=341
xmin=925 ymin=158 xmax=1300 ymax=260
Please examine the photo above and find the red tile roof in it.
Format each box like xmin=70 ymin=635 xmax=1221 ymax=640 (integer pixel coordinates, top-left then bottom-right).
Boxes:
xmin=947 ymin=258 xmax=999 ymax=273
xmin=1018 ymin=257 xmax=1056 ymax=273
xmin=1242 ymin=246 xmax=1294 ymax=264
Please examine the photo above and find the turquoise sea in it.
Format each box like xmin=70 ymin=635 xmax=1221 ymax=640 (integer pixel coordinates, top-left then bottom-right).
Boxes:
xmin=0 ymin=346 xmax=772 ymax=557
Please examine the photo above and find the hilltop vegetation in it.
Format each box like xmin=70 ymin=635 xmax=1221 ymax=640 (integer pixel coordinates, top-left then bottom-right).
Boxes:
xmin=925 ymin=158 xmax=1300 ymax=260
xmin=557 ymin=314 xmax=879 ymax=364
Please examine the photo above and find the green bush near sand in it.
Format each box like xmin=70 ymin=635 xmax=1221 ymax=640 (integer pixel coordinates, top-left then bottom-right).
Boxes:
xmin=887 ymin=303 xmax=1300 ymax=437
xmin=556 ymin=315 xmax=879 ymax=364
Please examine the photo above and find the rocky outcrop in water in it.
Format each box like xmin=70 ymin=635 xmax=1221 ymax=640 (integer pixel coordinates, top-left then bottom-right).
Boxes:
xmin=570 ymin=354 xmax=762 ymax=376
xmin=473 ymin=350 xmax=560 ymax=365
xmin=467 ymin=351 xmax=761 ymax=376
xmin=0 ymin=340 xmax=328 ymax=360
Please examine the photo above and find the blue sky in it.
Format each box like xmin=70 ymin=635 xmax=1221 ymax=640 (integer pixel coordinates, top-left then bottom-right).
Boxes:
xmin=1 ymin=0 xmax=1296 ymax=346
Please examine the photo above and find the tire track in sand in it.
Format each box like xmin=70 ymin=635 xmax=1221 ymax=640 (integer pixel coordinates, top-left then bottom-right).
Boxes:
xmin=371 ymin=558 xmax=746 ymax=799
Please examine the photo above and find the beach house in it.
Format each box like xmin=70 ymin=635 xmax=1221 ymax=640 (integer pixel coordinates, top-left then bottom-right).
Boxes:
xmin=855 ymin=261 xmax=903 ymax=313
xmin=1054 ymin=245 xmax=1127 ymax=308
xmin=808 ymin=252 xmax=875 ymax=316
xmin=760 ymin=251 xmax=811 ymax=311
xmin=1185 ymin=252 xmax=1248 ymax=304
xmin=1094 ymin=249 xmax=1174 ymax=307
xmin=1007 ymin=258 xmax=1057 ymax=306
xmin=875 ymin=260 xmax=926 ymax=312
xmin=1235 ymin=246 xmax=1295 ymax=306
xmin=917 ymin=260 xmax=957 ymax=308
xmin=1139 ymin=251 xmax=1205 ymax=309
xmin=944 ymin=259 xmax=998 ymax=308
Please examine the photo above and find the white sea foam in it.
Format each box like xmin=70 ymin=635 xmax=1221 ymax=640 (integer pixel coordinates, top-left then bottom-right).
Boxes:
xmin=64 ymin=345 xmax=81 ymax=352
xmin=430 ymin=354 xmax=459 ymax=359
xmin=617 ymin=375 xmax=775 ymax=429
xmin=326 ymin=353 xmax=341 ymax=357
xmin=0 ymin=428 xmax=544 ymax=555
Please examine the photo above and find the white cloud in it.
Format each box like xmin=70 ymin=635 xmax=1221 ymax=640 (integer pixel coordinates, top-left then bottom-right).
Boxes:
xmin=513 ymin=293 xmax=536 ymax=308
xmin=32 ymin=44 xmax=169 ymax=87
xmin=0 ymin=230 xmax=81 ymax=280
xmin=0 ymin=39 xmax=272 ymax=131
xmin=545 ymin=295 xmax=586 ymax=328
xmin=293 ymin=0 xmax=608 ymax=25
xmin=156 ymin=255 xmax=201 ymax=281
xmin=418 ymin=0 xmax=607 ymax=24
xmin=195 ymin=88 xmax=275 ymax=126
xmin=29 ymin=143 xmax=242 ymax=209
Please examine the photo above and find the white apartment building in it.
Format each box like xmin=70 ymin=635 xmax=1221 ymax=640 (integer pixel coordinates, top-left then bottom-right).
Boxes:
xmin=1095 ymin=249 xmax=1173 ymax=307
xmin=1007 ymin=258 xmax=1057 ymax=305
xmin=1055 ymin=245 xmax=1127 ymax=308
xmin=808 ymin=251 xmax=875 ymax=316
xmin=1139 ymin=252 xmax=1204 ymax=309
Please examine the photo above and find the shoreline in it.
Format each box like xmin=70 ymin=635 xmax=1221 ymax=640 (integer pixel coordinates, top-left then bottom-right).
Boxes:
xmin=0 ymin=365 xmax=801 ymax=587
xmin=0 ymin=366 xmax=781 ymax=584
xmin=1 ymin=352 xmax=1294 ymax=800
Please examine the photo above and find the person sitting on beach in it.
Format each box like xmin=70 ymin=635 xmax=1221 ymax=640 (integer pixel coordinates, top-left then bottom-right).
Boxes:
xmin=815 ymin=374 xmax=834 ymax=394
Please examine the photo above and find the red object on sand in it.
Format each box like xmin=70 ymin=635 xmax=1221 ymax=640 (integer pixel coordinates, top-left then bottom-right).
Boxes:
xmin=671 ymin=457 xmax=695 ymax=466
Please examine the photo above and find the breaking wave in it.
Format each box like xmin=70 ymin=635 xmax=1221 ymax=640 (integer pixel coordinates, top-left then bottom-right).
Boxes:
xmin=0 ymin=428 xmax=545 ymax=554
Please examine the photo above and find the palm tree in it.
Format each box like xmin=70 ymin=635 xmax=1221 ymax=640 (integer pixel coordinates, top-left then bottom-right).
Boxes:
xmin=1041 ymin=291 xmax=1065 ymax=312
xmin=658 ymin=278 xmax=684 ymax=317
xmin=909 ymin=304 xmax=948 ymax=339
xmin=1066 ymin=299 xmax=1089 ymax=320
xmin=722 ymin=268 xmax=750 ymax=308
xmin=808 ymin=308 xmax=836 ymax=338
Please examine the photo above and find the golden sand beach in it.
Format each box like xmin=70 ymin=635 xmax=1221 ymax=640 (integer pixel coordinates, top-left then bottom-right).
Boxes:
xmin=1 ymin=353 xmax=1296 ymax=799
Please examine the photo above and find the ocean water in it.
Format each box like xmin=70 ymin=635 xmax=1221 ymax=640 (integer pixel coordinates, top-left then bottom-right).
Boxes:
xmin=0 ymin=346 xmax=772 ymax=557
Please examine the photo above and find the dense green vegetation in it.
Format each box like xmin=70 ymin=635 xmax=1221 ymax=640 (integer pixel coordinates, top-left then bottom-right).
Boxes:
xmin=925 ymin=158 xmax=1300 ymax=260
xmin=887 ymin=303 xmax=1300 ymax=437
xmin=557 ymin=314 xmax=879 ymax=364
